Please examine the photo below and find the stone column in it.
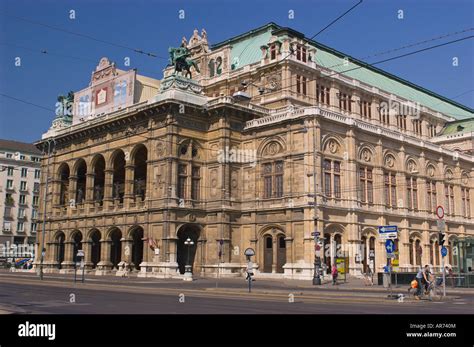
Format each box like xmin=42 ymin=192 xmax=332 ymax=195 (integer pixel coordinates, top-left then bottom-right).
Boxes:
xmin=85 ymin=172 xmax=95 ymax=209
xmin=83 ymin=240 xmax=94 ymax=269
xmin=103 ymin=169 xmax=114 ymax=209
xmin=62 ymin=241 xmax=75 ymax=269
xmin=272 ymin=235 xmax=277 ymax=273
xmin=68 ymin=176 xmax=78 ymax=206
xmin=124 ymin=164 xmax=135 ymax=208
xmin=97 ymin=240 xmax=112 ymax=270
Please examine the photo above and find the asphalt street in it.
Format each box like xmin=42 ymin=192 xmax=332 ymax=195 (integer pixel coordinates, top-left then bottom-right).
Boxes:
xmin=0 ymin=273 xmax=473 ymax=314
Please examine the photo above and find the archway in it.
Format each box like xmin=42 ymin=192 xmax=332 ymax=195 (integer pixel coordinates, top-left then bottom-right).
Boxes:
xmin=132 ymin=145 xmax=147 ymax=201
xmin=90 ymin=229 xmax=101 ymax=268
xmin=58 ymin=164 xmax=70 ymax=205
xmin=93 ymin=156 xmax=105 ymax=205
xmin=109 ymin=228 xmax=122 ymax=269
xmin=71 ymin=231 xmax=83 ymax=263
xmin=369 ymin=236 xmax=376 ymax=272
xmin=260 ymin=228 xmax=286 ymax=273
xmin=112 ymin=151 xmax=126 ymax=203
xmin=75 ymin=160 xmax=87 ymax=205
xmin=55 ymin=232 xmax=65 ymax=269
xmin=176 ymin=224 xmax=200 ymax=274
xmin=130 ymin=227 xmax=144 ymax=270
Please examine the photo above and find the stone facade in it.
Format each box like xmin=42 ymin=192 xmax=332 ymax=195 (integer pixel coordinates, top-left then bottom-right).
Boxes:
xmin=34 ymin=24 xmax=474 ymax=279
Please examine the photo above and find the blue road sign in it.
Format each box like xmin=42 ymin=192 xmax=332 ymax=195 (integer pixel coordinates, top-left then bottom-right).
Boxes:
xmin=441 ymin=246 xmax=447 ymax=257
xmin=379 ymin=225 xmax=398 ymax=233
xmin=385 ymin=239 xmax=395 ymax=254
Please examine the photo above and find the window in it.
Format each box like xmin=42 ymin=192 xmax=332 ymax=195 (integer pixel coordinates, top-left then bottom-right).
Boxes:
xmin=359 ymin=167 xmax=373 ymax=204
xmin=6 ymin=179 xmax=13 ymax=189
xmin=31 ymin=223 xmax=37 ymax=233
xmin=316 ymin=83 xmax=330 ymax=105
xmin=462 ymin=188 xmax=470 ymax=218
xmin=270 ymin=44 xmax=277 ymax=60
xmin=208 ymin=59 xmax=215 ymax=77
xmin=33 ymin=195 xmax=39 ymax=206
xmin=384 ymin=172 xmax=397 ymax=207
xmin=5 ymin=193 xmax=14 ymax=206
xmin=7 ymin=166 xmax=14 ymax=176
xmin=191 ymin=166 xmax=200 ymax=200
xmin=20 ymin=155 xmax=25 ymax=160
xmin=17 ymin=222 xmax=24 ymax=232
xmin=396 ymin=115 xmax=407 ymax=130
xmin=18 ymin=208 xmax=25 ymax=218
xmin=360 ymin=100 xmax=371 ymax=119
xmin=263 ymin=161 xmax=284 ymax=198
xmin=19 ymin=194 xmax=26 ymax=205
xmin=338 ymin=93 xmax=352 ymax=112
xmin=20 ymin=181 xmax=27 ymax=191
xmin=296 ymin=45 xmax=307 ymax=62
xmin=324 ymin=159 xmax=341 ymax=199
xmin=296 ymin=75 xmax=307 ymax=95
xmin=21 ymin=168 xmax=27 ymax=177
xmin=31 ymin=156 xmax=40 ymax=162
xmin=33 ymin=182 xmax=40 ymax=193
xmin=35 ymin=169 xmax=41 ymax=179
xmin=177 ymin=164 xmax=187 ymax=200
xmin=279 ymin=236 xmax=286 ymax=248
xmin=413 ymin=119 xmax=422 ymax=135
xmin=3 ymin=221 xmax=11 ymax=231
xmin=445 ymin=184 xmax=455 ymax=215
xmin=428 ymin=124 xmax=436 ymax=137
xmin=426 ymin=181 xmax=437 ymax=213
xmin=6 ymin=153 xmax=12 ymax=158
xmin=379 ymin=108 xmax=389 ymax=125
xmin=32 ymin=209 xmax=38 ymax=219
xmin=406 ymin=177 xmax=418 ymax=210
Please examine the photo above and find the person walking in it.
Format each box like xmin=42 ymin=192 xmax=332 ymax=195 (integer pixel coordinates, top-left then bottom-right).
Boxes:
xmin=365 ymin=264 xmax=373 ymax=286
xmin=414 ymin=266 xmax=424 ymax=299
xmin=331 ymin=264 xmax=338 ymax=285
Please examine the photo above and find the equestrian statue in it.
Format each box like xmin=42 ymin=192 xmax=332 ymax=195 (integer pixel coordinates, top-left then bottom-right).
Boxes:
xmin=168 ymin=45 xmax=200 ymax=79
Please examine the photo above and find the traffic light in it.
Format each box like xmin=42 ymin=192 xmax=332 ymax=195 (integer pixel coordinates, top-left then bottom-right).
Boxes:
xmin=439 ymin=232 xmax=446 ymax=246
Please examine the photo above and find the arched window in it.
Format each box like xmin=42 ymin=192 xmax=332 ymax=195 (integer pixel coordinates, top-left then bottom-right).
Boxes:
xmin=208 ymin=59 xmax=215 ymax=77
xmin=216 ymin=57 xmax=223 ymax=75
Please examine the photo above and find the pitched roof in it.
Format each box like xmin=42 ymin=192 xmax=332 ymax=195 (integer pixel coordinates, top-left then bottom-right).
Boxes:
xmin=438 ymin=118 xmax=474 ymax=135
xmin=213 ymin=22 xmax=473 ymax=120
xmin=0 ymin=139 xmax=41 ymax=154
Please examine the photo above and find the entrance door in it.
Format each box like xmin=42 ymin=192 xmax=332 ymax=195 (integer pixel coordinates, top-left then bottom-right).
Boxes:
xmin=276 ymin=235 xmax=286 ymax=273
xmin=263 ymin=235 xmax=273 ymax=273
xmin=176 ymin=225 xmax=199 ymax=274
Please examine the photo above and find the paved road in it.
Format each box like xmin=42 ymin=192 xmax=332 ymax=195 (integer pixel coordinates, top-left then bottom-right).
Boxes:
xmin=0 ymin=274 xmax=473 ymax=314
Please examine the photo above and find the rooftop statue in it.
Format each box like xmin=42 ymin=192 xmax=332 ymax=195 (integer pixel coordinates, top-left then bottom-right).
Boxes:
xmin=168 ymin=45 xmax=200 ymax=79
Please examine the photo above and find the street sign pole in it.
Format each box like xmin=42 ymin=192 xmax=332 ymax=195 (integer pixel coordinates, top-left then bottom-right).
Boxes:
xmin=437 ymin=206 xmax=446 ymax=298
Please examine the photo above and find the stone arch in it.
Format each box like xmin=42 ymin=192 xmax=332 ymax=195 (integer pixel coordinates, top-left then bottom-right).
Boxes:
xmin=405 ymin=157 xmax=419 ymax=174
xmin=110 ymin=150 xmax=126 ymax=203
xmin=176 ymin=223 xmax=203 ymax=274
xmin=357 ymin=144 xmax=375 ymax=163
xmin=425 ymin=162 xmax=438 ymax=178
xmin=409 ymin=232 xmax=423 ymax=267
xmin=87 ymin=228 xmax=102 ymax=268
xmin=383 ymin=150 xmax=398 ymax=171
xmin=57 ymin=163 xmax=70 ymax=206
xmin=322 ymin=135 xmax=344 ymax=156
xmin=257 ymin=225 xmax=286 ymax=274
xmin=128 ymin=225 xmax=145 ymax=270
xmin=130 ymin=144 xmax=148 ymax=200
xmin=258 ymin=136 xmax=286 ymax=158
xmin=53 ymin=231 xmax=66 ymax=269
xmin=70 ymin=230 xmax=83 ymax=263
xmin=91 ymin=154 xmax=106 ymax=204
xmin=73 ymin=159 xmax=87 ymax=204
xmin=106 ymin=227 xmax=122 ymax=269
xmin=444 ymin=167 xmax=454 ymax=180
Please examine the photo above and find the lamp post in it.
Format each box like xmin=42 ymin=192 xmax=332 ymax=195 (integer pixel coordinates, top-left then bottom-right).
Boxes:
xmin=183 ymin=237 xmax=194 ymax=281
xmin=312 ymin=114 xmax=321 ymax=285
xmin=39 ymin=138 xmax=56 ymax=280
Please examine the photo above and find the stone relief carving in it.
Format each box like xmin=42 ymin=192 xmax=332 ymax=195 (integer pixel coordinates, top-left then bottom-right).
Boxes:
xmin=361 ymin=148 xmax=372 ymax=162
xmin=385 ymin=154 xmax=395 ymax=168
xmin=263 ymin=141 xmax=282 ymax=156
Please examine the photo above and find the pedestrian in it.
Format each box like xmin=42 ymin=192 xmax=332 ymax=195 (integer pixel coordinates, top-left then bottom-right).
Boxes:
xmin=365 ymin=264 xmax=373 ymax=286
xmin=448 ymin=266 xmax=454 ymax=288
xmin=414 ymin=266 xmax=424 ymax=299
xmin=331 ymin=264 xmax=338 ymax=285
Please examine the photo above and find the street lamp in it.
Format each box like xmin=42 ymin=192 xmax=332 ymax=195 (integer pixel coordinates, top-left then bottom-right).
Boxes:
xmin=39 ymin=138 xmax=56 ymax=280
xmin=183 ymin=237 xmax=194 ymax=281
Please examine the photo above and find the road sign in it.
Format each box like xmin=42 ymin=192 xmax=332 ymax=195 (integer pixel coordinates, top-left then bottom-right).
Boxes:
xmin=311 ymin=231 xmax=320 ymax=237
xmin=437 ymin=219 xmax=446 ymax=231
xmin=441 ymin=246 xmax=447 ymax=257
xmin=436 ymin=205 xmax=445 ymax=219
xmin=379 ymin=225 xmax=398 ymax=239
xmin=369 ymin=250 xmax=375 ymax=258
xmin=244 ymin=248 xmax=255 ymax=257
xmin=385 ymin=239 xmax=395 ymax=254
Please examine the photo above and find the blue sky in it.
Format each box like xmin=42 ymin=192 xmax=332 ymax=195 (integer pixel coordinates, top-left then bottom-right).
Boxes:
xmin=0 ymin=0 xmax=473 ymax=143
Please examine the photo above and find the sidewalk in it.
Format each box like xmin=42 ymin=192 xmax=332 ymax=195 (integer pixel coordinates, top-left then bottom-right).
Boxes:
xmin=2 ymin=270 xmax=472 ymax=296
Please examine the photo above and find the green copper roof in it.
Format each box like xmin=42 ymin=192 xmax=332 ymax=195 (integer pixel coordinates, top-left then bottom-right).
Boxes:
xmin=213 ymin=22 xmax=473 ymax=120
xmin=439 ymin=118 xmax=474 ymax=135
